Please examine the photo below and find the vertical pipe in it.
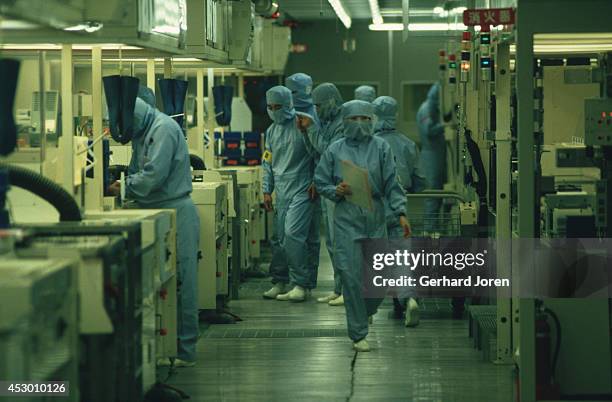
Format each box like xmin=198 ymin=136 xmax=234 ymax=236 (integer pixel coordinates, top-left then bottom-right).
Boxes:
xmin=205 ymin=68 xmax=216 ymax=168
xmin=38 ymin=51 xmax=47 ymax=167
xmin=196 ymin=69 xmax=205 ymax=158
xmin=387 ymin=30 xmax=394 ymax=97
xmin=238 ymin=73 xmax=245 ymax=98
xmin=146 ymin=59 xmax=156 ymax=93
xmin=89 ymin=46 xmax=103 ymax=210
xmin=164 ymin=58 xmax=172 ymax=79
xmin=60 ymin=44 xmax=75 ymax=194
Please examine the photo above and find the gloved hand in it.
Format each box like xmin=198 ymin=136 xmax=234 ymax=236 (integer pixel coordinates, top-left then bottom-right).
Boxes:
xmin=307 ymin=183 xmax=318 ymax=200
xmin=296 ymin=114 xmax=313 ymax=133
xmin=400 ymin=215 xmax=411 ymax=238
xmin=335 ymin=182 xmax=352 ymax=197
xmin=107 ymin=180 xmax=121 ymax=196
xmin=263 ymin=193 xmax=273 ymax=211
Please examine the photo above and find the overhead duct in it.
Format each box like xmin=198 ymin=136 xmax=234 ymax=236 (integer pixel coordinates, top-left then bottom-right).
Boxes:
xmin=253 ymin=0 xmax=279 ymax=18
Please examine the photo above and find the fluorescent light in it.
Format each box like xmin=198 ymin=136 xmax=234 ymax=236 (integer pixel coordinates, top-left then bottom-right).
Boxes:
xmin=382 ymin=8 xmax=459 ymax=17
xmin=380 ymin=8 xmax=402 ymax=16
xmin=432 ymin=6 xmax=466 ymax=18
xmin=0 ymin=20 xmax=40 ymax=29
xmin=368 ymin=22 xmax=469 ymax=31
xmin=409 ymin=23 xmax=467 ymax=31
xmin=0 ymin=43 xmax=141 ymax=50
xmin=64 ymin=22 xmax=103 ymax=33
xmin=328 ymin=0 xmax=352 ymax=29
xmin=369 ymin=23 xmax=404 ymax=31
xmin=368 ymin=0 xmax=384 ymax=25
xmin=510 ymin=44 xmax=612 ymax=54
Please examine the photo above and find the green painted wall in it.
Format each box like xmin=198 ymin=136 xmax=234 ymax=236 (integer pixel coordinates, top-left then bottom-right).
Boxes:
xmin=286 ymin=20 xmax=450 ymax=138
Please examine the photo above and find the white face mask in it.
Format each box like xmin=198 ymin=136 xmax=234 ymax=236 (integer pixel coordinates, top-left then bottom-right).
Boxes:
xmin=267 ymin=106 xmax=294 ymax=123
xmin=344 ymin=119 xmax=373 ymax=141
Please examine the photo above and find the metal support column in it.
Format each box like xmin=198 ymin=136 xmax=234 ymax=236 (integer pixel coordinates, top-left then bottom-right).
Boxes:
xmin=205 ymin=68 xmax=216 ymax=168
xmin=60 ymin=44 xmax=75 ymax=194
xmin=238 ymin=73 xmax=245 ymax=99
xmin=38 ymin=51 xmax=47 ymax=170
xmin=494 ymin=41 xmax=513 ymax=365
xmin=195 ymin=69 xmax=205 ymax=158
xmin=85 ymin=46 xmax=104 ymax=211
xmin=146 ymin=59 xmax=156 ymax=94
xmin=163 ymin=58 xmax=172 ymax=79
xmin=387 ymin=30 xmax=394 ymax=98
xmin=516 ymin=4 xmax=536 ymax=399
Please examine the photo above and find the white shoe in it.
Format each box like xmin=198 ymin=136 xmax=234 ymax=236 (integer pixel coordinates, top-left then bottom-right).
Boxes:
xmin=405 ymin=298 xmax=420 ymax=327
xmin=317 ymin=293 xmax=340 ymax=303
xmin=157 ymin=358 xmax=171 ymax=367
xmin=289 ymin=286 xmax=306 ymax=302
xmin=263 ymin=283 xmax=286 ymax=299
xmin=353 ymin=339 xmax=371 ymax=352
xmin=276 ymin=285 xmax=306 ymax=302
xmin=328 ymin=294 xmax=344 ymax=306
xmin=157 ymin=358 xmax=195 ymax=368
xmin=173 ymin=358 xmax=196 ymax=368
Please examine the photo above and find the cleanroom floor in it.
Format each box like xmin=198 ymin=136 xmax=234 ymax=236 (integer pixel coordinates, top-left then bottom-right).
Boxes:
xmin=166 ymin=245 xmax=513 ymax=402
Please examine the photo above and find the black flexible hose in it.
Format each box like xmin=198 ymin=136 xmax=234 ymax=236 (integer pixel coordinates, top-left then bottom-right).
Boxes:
xmin=0 ymin=162 xmax=81 ymax=222
xmin=190 ymin=154 xmax=206 ymax=171
xmin=544 ymin=307 xmax=562 ymax=382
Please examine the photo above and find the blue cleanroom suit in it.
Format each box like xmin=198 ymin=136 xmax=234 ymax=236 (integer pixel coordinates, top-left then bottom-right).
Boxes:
xmin=309 ymin=83 xmax=345 ymax=296
xmin=263 ymin=86 xmax=316 ymax=289
xmin=127 ymin=97 xmax=200 ymax=362
xmin=417 ymin=83 xmax=446 ymax=232
xmin=354 ymin=85 xmax=376 ymax=103
xmin=314 ymin=100 xmax=407 ymax=342
xmin=373 ymin=95 xmax=426 ymax=238
xmin=285 ymin=73 xmax=321 ymax=290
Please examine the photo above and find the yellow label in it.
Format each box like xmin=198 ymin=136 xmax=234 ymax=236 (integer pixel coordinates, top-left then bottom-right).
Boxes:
xmin=263 ymin=150 xmax=272 ymax=163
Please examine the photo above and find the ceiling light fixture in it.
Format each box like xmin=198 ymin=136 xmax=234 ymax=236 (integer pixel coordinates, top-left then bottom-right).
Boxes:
xmin=368 ymin=0 xmax=384 ymax=25
xmin=433 ymin=6 xmax=467 ymax=18
xmin=0 ymin=43 xmax=141 ymax=50
xmin=64 ymin=21 xmax=103 ymax=33
xmin=369 ymin=23 xmax=403 ymax=31
xmin=408 ymin=22 xmax=468 ymax=31
xmin=368 ymin=23 xmax=469 ymax=31
xmin=327 ymin=0 xmax=352 ymax=29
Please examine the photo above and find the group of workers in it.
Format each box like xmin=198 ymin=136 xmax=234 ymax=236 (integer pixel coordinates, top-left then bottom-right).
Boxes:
xmin=261 ymin=74 xmax=446 ymax=352
xmin=106 ymin=75 xmax=445 ymax=363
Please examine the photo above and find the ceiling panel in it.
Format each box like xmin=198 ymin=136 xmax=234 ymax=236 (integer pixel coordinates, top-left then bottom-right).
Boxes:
xmin=279 ymin=0 xmax=370 ymax=20
xmin=279 ymin=0 xmax=450 ymax=21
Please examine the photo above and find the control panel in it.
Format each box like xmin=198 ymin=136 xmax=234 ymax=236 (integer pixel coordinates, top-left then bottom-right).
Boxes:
xmin=584 ymin=98 xmax=612 ymax=146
